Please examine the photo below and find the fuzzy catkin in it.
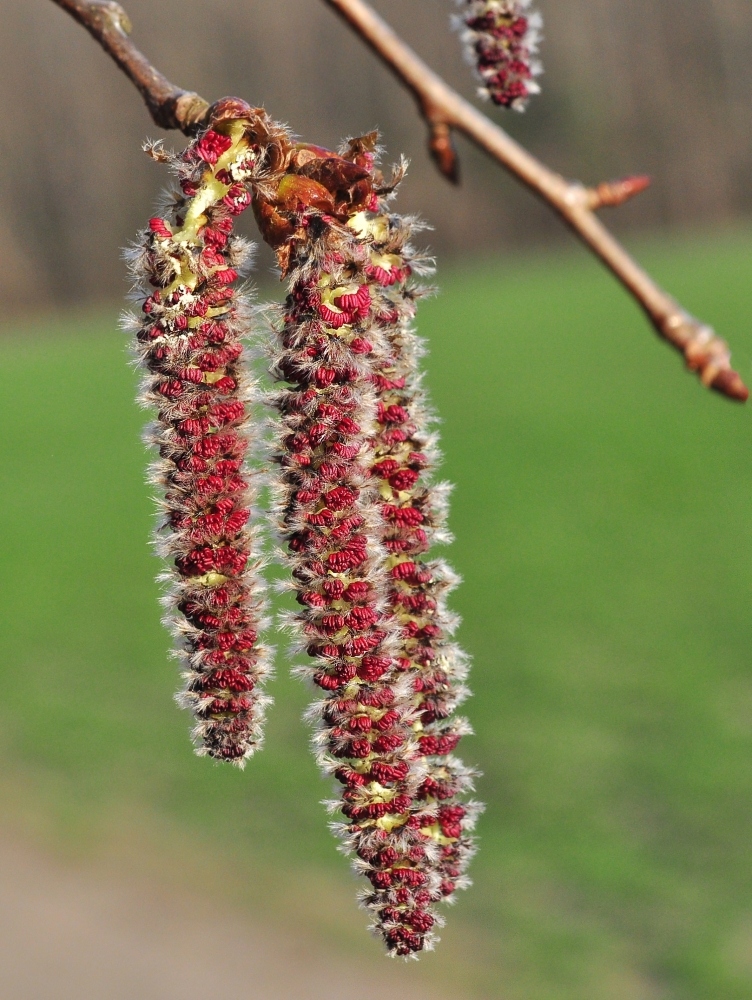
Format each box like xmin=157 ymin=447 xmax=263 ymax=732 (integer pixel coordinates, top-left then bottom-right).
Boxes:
xmin=354 ymin=204 xmax=482 ymax=945
xmin=457 ymin=0 xmax=542 ymax=110
xmin=268 ymin=212 xmax=427 ymax=885
xmin=125 ymin=102 xmax=276 ymax=765
xmin=258 ymin=137 xmax=480 ymax=956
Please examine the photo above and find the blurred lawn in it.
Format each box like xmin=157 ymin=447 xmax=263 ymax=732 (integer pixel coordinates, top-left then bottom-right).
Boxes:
xmin=1 ymin=229 xmax=752 ymax=999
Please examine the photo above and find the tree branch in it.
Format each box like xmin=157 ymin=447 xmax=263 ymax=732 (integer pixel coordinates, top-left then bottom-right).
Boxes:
xmin=50 ymin=0 xmax=209 ymax=133
xmin=322 ymin=0 xmax=748 ymax=402
xmin=49 ymin=0 xmax=748 ymax=400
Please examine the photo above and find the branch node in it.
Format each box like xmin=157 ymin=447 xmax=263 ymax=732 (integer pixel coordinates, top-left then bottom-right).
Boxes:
xmin=92 ymin=1 xmax=132 ymax=35
xmin=662 ymin=313 xmax=749 ymax=402
xmin=587 ymin=175 xmax=651 ymax=210
xmin=168 ymin=91 xmax=212 ymax=133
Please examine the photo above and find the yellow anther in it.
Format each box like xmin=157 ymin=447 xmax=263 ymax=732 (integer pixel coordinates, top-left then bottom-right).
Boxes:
xmin=193 ymin=572 xmax=229 ymax=587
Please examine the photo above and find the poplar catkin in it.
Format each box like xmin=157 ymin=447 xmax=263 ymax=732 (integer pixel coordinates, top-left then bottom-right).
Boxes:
xmin=256 ymin=135 xmax=481 ymax=956
xmin=125 ymin=101 xmax=285 ymax=764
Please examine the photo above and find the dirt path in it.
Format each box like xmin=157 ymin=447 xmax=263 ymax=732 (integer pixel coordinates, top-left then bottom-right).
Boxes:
xmin=0 ymin=834 xmax=461 ymax=1000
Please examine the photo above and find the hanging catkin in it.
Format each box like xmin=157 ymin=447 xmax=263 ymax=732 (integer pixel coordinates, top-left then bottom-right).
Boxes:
xmin=255 ymin=135 xmax=481 ymax=955
xmin=125 ymin=101 xmax=286 ymax=764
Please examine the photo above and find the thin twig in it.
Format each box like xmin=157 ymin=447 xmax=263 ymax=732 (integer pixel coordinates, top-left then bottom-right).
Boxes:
xmin=49 ymin=0 xmax=747 ymax=400
xmin=50 ymin=0 xmax=209 ymax=133
xmin=322 ymin=0 xmax=748 ymax=401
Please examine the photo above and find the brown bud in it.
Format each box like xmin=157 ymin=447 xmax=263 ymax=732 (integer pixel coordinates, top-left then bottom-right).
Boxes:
xmin=207 ymin=97 xmax=254 ymax=127
xmin=276 ymin=174 xmax=336 ymax=214
xmin=428 ymin=123 xmax=459 ymax=185
xmin=588 ymin=175 xmax=651 ymax=210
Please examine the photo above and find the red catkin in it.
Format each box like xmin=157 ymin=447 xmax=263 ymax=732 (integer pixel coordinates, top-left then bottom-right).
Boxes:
xmin=348 ymin=163 xmax=482 ymax=956
xmin=258 ymin=135 xmax=481 ymax=956
xmin=456 ymin=0 xmax=542 ymax=110
xmin=125 ymin=101 xmax=284 ymax=765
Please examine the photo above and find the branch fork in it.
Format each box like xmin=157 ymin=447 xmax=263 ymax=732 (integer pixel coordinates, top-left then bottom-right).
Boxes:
xmin=50 ymin=0 xmax=748 ymax=401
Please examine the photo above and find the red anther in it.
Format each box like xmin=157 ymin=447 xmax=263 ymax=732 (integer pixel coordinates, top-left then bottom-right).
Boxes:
xmin=372 ymin=708 xmax=399 ymax=732
xmin=314 ymin=643 xmax=340 ymax=660
xmin=345 ymin=606 xmax=377 ymax=630
xmin=349 ymin=738 xmax=372 ymax=759
xmin=307 ymin=510 xmax=334 ymax=527
xmin=383 ymin=404 xmax=408 ymax=424
xmin=341 ymin=633 xmax=377 ymax=657
xmin=157 ymin=379 xmax=183 ymax=398
xmin=317 ymin=304 xmax=348 ymax=328
xmin=389 ymin=468 xmax=419 ymax=492
xmin=149 ymin=217 xmax=173 ymax=239
xmin=391 ymin=794 xmax=414 ymax=815
xmin=365 ymin=263 xmax=397 ymax=287
xmin=418 ymin=733 xmax=461 ymax=756
xmin=308 ymin=422 xmax=329 ymax=445
xmin=330 ymin=515 xmax=364 ymax=541
xmin=314 ymin=671 xmax=344 ymax=691
xmin=377 ymin=848 xmax=399 ymax=866
xmin=341 ymin=582 xmax=367 ymax=602
xmin=195 ymin=130 xmax=233 ymax=164
xmin=194 ymin=612 xmax=222 ymax=629
xmin=336 ymin=417 xmax=360 ymax=436
xmin=358 ymin=655 xmax=392 ymax=682
xmin=179 ymin=367 xmax=204 ymax=384
xmin=369 ymin=760 xmax=409 ymax=784
xmin=373 ymin=458 xmax=399 ymax=479
xmin=334 ymin=662 xmax=358 ymax=683
xmin=373 ymin=733 xmax=405 ymax=753
xmin=348 ymin=714 xmax=372 ymax=733
xmin=314 ymin=366 xmax=337 ymax=387
xmin=370 ymin=870 xmax=393 ymax=889
xmin=391 ymin=561 xmax=417 ymax=581
xmin=200 ymin=246 xmax=224 ymax=269
xmin=178 ymin=418 xmax=204 ymax=436
xmin=349 ymin=338 xmax=373 ymax=354
xmin=301 ymin=590 xmax=327 ymax=608
xmin=324 ymin=486 xmax=357 ymax=511
xmin=318 ymin=462 xmax=342 ymax=481
xmin=202 ymin=226 xmax=229 ymax=250
xmin=336 ymin=767 xmax=367 ymax=786
xmin=407 ymin=910 xmax=434 ymax=933
xmin=322 ymin=579 xmax=345 ymax=600
xmin=327 ymin=549 xmax=365 ymax=573
xmin=223 ymin=184 xmax=252 ymax=214
xmin=321 ymin=613 xmax=346 ymax=634
xmin=199 ymin=668 xmax=255 ymax=693
xmin=213 ymin=267 xmax=238 ymax=285
xmin=382 ymin=504 xmax=416 ymax=527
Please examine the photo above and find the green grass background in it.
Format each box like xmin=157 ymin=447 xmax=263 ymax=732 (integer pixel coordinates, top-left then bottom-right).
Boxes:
xmin=1 ymin=229 xmax=752 ymax=999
